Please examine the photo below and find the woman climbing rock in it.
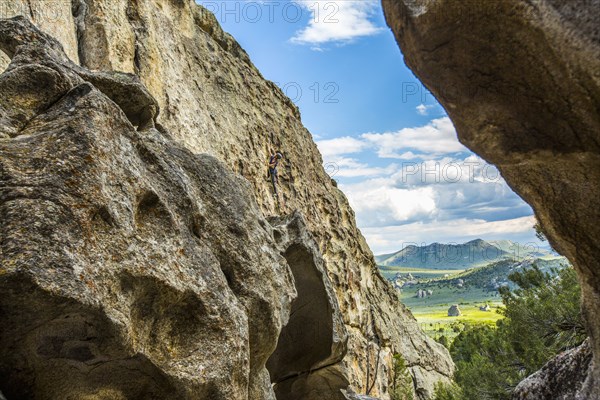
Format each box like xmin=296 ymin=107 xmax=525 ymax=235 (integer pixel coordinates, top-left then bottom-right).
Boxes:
xmin=267 ymin=148 xmax=284 ymax=209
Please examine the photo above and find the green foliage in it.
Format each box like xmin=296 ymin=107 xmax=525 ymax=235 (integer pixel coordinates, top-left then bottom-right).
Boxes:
xmin=436 ymin=334 xmax=450 ymax=349
xmin=390 ymin=354 xmax=414 ymax=400
xmin=432 ymin=382 xmax=464 ymax=400
xmin=499 ymin=265 xmax=585 ymax=372
xmin=446 ymin=265 xmax=584 ymax=399
xmin=450 ymin=325 xmax=521 ymax=400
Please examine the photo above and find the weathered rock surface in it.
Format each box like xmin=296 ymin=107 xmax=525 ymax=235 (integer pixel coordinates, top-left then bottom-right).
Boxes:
xmin=1 ymin=1 xmax=455 ymax=399
xmin=0 ymin=0 xmax=79 ymax=71
xmin=0 ymin=15 xmax=158 ymax=135
xmin=513 ymin=339 xmax=593 ymax=400
xmin=382 ymin=0 xmax=600 ymax=398
xmin=0 ymin=16 xmax=300 ymax=399
xmin=342 ymin=387 xmax=382 ymax=400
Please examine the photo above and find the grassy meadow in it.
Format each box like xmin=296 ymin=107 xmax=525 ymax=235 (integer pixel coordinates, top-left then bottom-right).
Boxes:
xmin=388 ymin=268 xmax=505 ymax=340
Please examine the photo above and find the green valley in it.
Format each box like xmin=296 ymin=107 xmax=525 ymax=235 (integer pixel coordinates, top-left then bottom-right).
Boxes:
xmin=377 ymin=240 xmax=568 ymax=341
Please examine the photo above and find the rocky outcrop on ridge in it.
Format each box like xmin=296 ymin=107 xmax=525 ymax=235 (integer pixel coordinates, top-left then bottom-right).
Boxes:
xmin=0 ymin=1 xmax=453 ymax=399
xmin=382 ymin=0 xmax=600 ymax=398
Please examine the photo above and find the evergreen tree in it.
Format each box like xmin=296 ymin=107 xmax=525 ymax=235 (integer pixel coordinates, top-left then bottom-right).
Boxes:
xmin=390 ymin=354 xmax=415 ymax=400
xmin=434 ymin=265 xmax=584 ymax=400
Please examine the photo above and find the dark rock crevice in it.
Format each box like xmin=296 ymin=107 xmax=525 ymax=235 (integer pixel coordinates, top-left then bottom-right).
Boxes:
xmin=267 ymin=243 xmax=335 ymax=382
xmin=125 ymin=1 xmax=146 ymax=75
xmin=71 ymin=0 xmax=88 ymax=68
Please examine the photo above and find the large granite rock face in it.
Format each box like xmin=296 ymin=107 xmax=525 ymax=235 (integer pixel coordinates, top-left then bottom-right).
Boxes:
xmin=382 ymin=0 xmax=600 ymax=398
xmin=0 ymin=1 xmax=454 ymax=399
xmin=0 ymin=14 xmax=358 ymax=399
xmin=0 ymin=16 xmax=298 ymax=399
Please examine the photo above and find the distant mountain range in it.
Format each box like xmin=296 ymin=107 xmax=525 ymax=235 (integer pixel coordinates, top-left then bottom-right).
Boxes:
xmin=375 ymin=239 xmax=558 ymax=270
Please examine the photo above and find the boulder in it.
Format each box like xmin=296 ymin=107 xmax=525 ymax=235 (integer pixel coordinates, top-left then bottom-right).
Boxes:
xmin=341 ymin=387 xmax=382 ymax=400
xmin=382 ymin=0 xmax=599 ymax=397
xmin=513 ymin=339 xmax=593 ymax=400
xmin=447 ymin=305 xmax=461 ymax=317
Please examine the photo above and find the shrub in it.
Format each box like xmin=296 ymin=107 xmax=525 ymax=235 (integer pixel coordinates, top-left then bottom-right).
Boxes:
xmin=390 ymin=354 xmax=414 ymax=400
xmin=432 ymin=382 xmax=464 ymax=400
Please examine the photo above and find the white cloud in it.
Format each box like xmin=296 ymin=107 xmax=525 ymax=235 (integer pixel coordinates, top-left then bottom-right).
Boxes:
xmin=316 ymin=136 xmax=368 ymax=157
xmin=338 ymin=153 xmax=531 ymax=230
xmin=291 ymin=1 xmax=383 ymax=46
xmin=314 ymin=118 xmax=536 ymax=252
xmin=333 ymin=158 xmax=398 ymax=178
xmin=341 ymin=183 xmax=437 ymax=226
xmin=317 ymin=118 xmax=467 ymax=161
xmin=361 ymin=117 xmax=468 ymax=158
xmin=395 ymin=151 xmax=420 ymax=160
xmin=388 ymin=155 xmax=502 ymax=187
xmin=416 ymin=103 xmax=435 ymax=116
xmin=363 ymin=216 xmax=539 ymax=255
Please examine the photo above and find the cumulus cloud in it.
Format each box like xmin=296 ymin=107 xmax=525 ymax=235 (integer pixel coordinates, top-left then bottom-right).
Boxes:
xmin=316 ymin=136 xmax=368 ymax=157
xmin=317 ymin=118 xmax=467 ymax=162
xmin=341 ymin=183 xmax=437 ymax=226
xmin=316 ymin=117 xmax=536 ymax=250
xmin=317 ymin=138 xmax=400 ymax=178
xmin=362 ymin=216 xmax=539 ymax=255
xmin=330 ymin=158 xmax=398 ymax=178
xmin=361 ymin=117 xmax=468 ymax=158
xmin=388 ymin=155 xmax=502 ymax=187
xmin=340 ymin=154 xmax=532 ymax=228
xmin=291 ymin=0 xmax=383 ymax=46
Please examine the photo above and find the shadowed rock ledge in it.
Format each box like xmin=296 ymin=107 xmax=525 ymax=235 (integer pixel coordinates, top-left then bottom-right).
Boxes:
xmin=382 ymin=0 xmax=600 ymax=398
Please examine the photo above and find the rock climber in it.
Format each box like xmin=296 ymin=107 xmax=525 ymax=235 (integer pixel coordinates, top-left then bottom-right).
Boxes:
xmin=267 ymin=148 xmax=284 ymax=200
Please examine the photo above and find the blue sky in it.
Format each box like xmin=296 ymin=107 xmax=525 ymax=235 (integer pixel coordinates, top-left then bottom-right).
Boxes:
xmin=199 ymin=0 xmax=544 ymax=254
